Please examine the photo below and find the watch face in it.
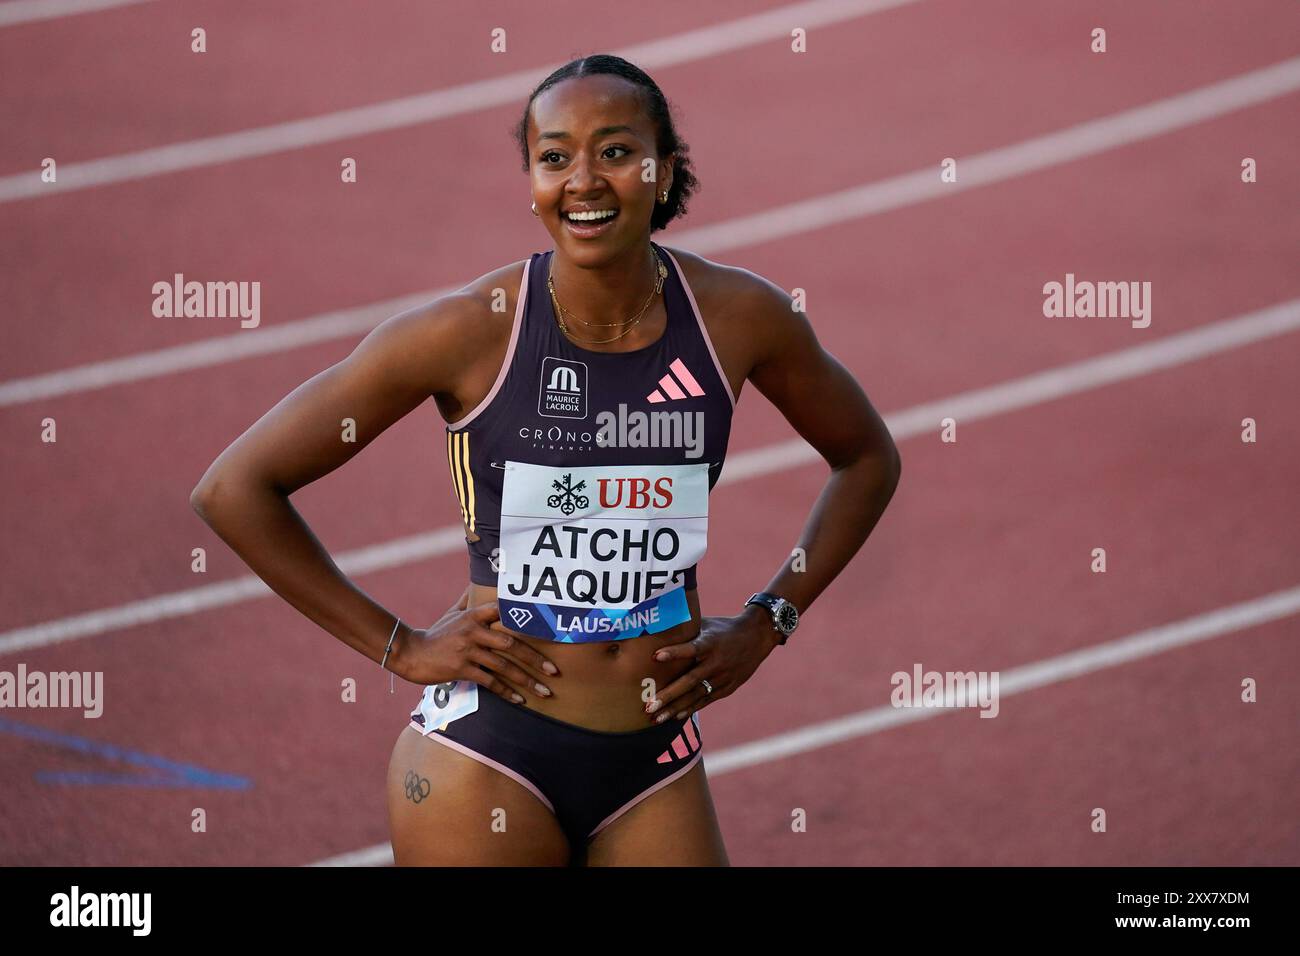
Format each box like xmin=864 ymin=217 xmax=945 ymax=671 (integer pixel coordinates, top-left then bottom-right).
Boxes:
xmin=775 ymin=602 xmax=798 ymax=634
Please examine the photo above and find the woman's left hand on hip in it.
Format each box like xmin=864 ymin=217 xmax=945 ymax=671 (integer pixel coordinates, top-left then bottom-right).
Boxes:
xmin=645 ymin=612 xmax=780 ymax=723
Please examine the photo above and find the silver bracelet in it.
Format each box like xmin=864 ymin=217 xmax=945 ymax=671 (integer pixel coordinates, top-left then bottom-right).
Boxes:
xmin=381 ymin=617 xmax=401 ymax=671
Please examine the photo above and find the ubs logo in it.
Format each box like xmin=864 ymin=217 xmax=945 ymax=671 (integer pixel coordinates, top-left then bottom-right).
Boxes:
xmin=598 ymin=477 xmax=674 ymax=509
xmin=546 ymin=473 xmax=590 ymax=515
xmin=539 ymin=356 xmax=587 ymax=420
xmin=540 ymin=473 xmax=674 ymax=514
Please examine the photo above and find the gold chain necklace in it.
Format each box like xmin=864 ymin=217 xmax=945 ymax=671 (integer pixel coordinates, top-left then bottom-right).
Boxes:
xmin=548 ymin=249 xmax=667 ymax=345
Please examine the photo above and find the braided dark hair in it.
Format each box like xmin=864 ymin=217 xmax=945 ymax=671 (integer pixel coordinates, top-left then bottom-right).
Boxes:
xmin=512 ymin=54 xmax=699 ymax=233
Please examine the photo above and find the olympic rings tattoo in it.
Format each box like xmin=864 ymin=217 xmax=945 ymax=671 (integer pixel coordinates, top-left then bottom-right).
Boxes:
xmin=404 ymin=769 xmax=431 ymax=804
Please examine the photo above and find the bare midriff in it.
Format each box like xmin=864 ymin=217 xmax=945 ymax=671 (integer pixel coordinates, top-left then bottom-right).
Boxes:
xmin=467 ymin=581 xmax=702 ymax=733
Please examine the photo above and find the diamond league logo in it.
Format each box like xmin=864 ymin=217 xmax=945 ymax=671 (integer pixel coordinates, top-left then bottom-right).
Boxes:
xmin=492 ymin=552 xmax=535 ymax=629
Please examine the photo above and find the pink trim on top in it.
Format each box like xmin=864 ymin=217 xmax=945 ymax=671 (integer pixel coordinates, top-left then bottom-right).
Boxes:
xmin=660 ymin=248 xmax=737 ymax=410
xmin=587 ymin=748 xmax=704 ymax=840
xmin=447 ymin=257 xmax=531 ymax=430
xmin=409 ymin=720 xmax=556 ymax=815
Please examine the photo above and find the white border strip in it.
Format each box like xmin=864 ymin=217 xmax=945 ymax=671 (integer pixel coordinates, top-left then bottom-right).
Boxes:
xmin=4 ymin=55 xmax=1297 ymax=408
xmin=309 ymin=582 xmax=1300 ymax=865
xmin=3 ymin=297 xmax=1297 ymax=655
xmin=0 ymin=0 xmax=924 ymax=200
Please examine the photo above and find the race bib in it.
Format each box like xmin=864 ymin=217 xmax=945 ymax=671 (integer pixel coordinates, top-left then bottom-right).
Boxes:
xmin=496 ymin=461 xmax=709 ymax=642
xmin=411 ymin=680 xmax=479 ymax=733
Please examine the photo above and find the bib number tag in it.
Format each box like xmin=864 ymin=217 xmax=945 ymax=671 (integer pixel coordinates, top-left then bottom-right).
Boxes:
xmin=496 ymin=461 xmax=710 ymax=642
xmin=411 ymin=680 xmax=479 ymax=733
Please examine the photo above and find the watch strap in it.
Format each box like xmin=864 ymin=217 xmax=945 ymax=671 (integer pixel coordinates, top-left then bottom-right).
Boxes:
xmin=745 ymin=592 xmax=797 ymax=644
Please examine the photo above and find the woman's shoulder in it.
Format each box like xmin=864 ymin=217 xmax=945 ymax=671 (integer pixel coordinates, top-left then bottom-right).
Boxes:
xmin=395 ymin=257 xmax=531 ymax=349
xmin=362 ymin=258 xmax=529 ymax=403
xmin=658 ymin=246 xmax=793 ymax=320
xmin=451 ymin=256 xmax=533 ymax=325
xmin=657 ymin=246 xmax=799 ymax=402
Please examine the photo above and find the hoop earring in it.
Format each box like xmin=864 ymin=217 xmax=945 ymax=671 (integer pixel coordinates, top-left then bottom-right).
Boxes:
xmin=531 ymin=201 xmax=539 ymax=216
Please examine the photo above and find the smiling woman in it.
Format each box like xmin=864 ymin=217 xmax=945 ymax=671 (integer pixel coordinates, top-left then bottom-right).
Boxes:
xmin=190 ymin=53 xmax=900 ymax=868
xmin=515 ymin=59 xmax=699 ymax=247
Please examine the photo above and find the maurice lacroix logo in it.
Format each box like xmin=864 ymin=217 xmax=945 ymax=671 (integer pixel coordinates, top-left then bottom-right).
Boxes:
xmin=539 ymin=357 xmax=587 ymax=419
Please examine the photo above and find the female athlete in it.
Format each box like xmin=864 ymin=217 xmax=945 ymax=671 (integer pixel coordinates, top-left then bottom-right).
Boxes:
xmin=191 ymin=54 xmax=900 ymax=867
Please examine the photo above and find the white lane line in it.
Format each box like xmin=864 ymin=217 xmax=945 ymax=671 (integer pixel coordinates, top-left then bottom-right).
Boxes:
xmin=0 ymin=0 xmax=924 ymax=201
xmin=3 ymin=297 xmax=1298 ymax=656
xmin=309 ymin=583 xmax=1300 ymax=865
xmin=716 ymin=298 xmax=1300 ymax=482
xmin=0 ymin=0 xmax=156 ymax=27
xmin=0 ymin=527 xmax=466 ymax=654
xmin=5 ymin=55 xmax=1298 ymax=408
xmin=680 ymin=55 xmax=1300 ymax=251
xmin=708 ymin=585 xmax=1300 ymax=775
xmin=0 ymin=290 xmax=436 ymax=408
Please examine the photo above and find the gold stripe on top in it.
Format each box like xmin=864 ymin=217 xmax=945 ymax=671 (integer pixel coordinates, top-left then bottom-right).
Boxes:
xmin=446 ymin=430 xmax=468 ymax=527
xmin=460 ymin=431 xmax=476 ymax=533
xmin=447 ymin=430 xmax=478 ymax=535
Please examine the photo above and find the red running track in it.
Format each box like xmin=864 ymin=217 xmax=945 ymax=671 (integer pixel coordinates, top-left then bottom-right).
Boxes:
xmin=0 ymin=0 xmax=1297 ymax=865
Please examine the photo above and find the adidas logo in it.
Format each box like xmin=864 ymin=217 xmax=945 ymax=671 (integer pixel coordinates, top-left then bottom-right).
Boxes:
xmin=646 ymin=357 xmax=705 ymax=404
xmin=655 ymin=713 xmax=702 ymax=764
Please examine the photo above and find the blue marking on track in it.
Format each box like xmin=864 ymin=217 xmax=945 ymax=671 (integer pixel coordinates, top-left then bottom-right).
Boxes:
xmin=0 ymin=716 xmax=250 ymax=789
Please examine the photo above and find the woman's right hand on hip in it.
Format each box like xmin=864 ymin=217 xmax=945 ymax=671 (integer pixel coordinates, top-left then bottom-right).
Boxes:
xmin=394 ymin=587 xmax=559 ymax=703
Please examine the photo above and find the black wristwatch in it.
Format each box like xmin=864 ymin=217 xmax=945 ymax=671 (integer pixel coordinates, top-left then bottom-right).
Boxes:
xmin=744 ymin=592 xmax=800 ymax=645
